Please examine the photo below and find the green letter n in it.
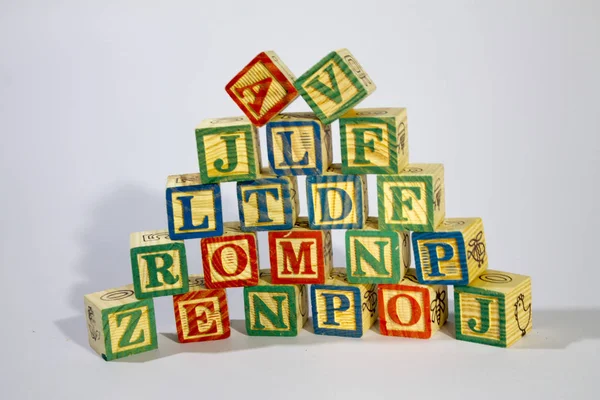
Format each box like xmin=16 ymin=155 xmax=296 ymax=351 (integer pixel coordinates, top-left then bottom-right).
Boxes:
xmin=354 ymin=239 xmax=389 ymax=277
xmin=252 ymin=294 xmax=288 ymax=330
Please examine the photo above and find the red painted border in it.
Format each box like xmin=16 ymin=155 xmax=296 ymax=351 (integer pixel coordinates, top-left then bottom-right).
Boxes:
xmin=378 ymin=284 xmax=432 ymax=339
xmin=268 ymin=230 xmax=326 ymax=284
xmin=201 ymin=234 xmax=259 ymax=289
xmin=173 ymin=289 xmax=230 ymax=343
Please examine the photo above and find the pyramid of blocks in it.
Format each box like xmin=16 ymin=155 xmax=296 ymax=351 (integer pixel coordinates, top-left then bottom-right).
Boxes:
xmin=84 ymin=49 xmax=533 ymax=361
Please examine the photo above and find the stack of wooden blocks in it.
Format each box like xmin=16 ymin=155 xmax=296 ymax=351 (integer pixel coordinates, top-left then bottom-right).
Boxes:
xmin=84 ymin=49 xmax=533 ymax=361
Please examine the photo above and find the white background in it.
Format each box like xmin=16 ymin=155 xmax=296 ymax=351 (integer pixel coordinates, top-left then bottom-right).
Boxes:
xmin=1 ymin=1 xmax=599 ymax=399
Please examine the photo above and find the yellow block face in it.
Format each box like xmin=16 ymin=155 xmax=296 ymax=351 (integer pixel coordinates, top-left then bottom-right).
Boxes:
xmin=311 ymin=181 xmax=358 ymax=226
xmin=108 ymin=305 xmax=153 ymax=354
xmin=202 ymin=131 xmax=250 ymax=178
xmin=247 ymin=292 xmax=291 ymax=331
xmin=269 ymin=124 xmax=318 ymax=170
xmin=170 ymin=190 xmax=217 ymax=235
xmin=416 ymin=237 xmax=463 ymax=282
xmin=178 ymin=297 xmax=224 ymax=340
xmin=344 ymin=122 xmax=391 ymax=168
xmin=239 ymin=183 xmax=286 ymax=226
xmin=348 ymin=235 xmax=394 ymax=278
xmin=458 ymin=292 xmax=502 ymax=342
xmin=136 ymin=250 xmax=184 ymax=293
xmin=314 ymin=288 xmax=357 ymax=331
xmin=274 ymin=237 xmax=319 ymax=279
xmin=382 ymin=180 xmax=428 ymax=227
xmin=381 ymin=287 xmax=427 ymax=334
xmin=205 ymin=239 xmax=254 ymax=283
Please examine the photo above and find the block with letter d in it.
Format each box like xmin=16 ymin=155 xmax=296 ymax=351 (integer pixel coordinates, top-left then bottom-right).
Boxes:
xmin=130 ymin=230 xmax=189 ymax=299
xmin=311 ymin=268 xmax=377 ymax=338
xmin=244 ymin=271 xmax=308 ymax=336
xmin=378 ymin=163 xmax=445 ymax=232
xmin=340 ymin=108 xmax=409 ymax=175
xmin=413 ymin=218 xmax=488 ymax=285
xmin=306 ymin=164 xmax=368 ymax=230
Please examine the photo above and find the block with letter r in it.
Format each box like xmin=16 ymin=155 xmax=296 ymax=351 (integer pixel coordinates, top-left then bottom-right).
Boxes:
xmin=130 ymin=230 xmax=189 ymax=299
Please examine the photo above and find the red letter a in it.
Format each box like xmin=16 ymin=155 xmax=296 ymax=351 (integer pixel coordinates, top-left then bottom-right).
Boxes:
xmin=234 ymin=77 xmax=273 ymax=115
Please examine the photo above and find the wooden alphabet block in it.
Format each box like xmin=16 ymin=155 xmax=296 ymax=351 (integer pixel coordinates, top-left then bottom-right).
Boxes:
xmin=377 ymin=163 xmax=445 ymax=232
xmin=295 ymin=48 xmax=376 ymax=124
xmin=340 ymin=108 xmax=409 ymax=175
xmin=243 ymin=271 xmax=308 ymax=336
xmin=200 ymin=222 xmax=259 ymax=288
xmin=455 ymin=270 xmax=532 ymax=347
xmin=345 ymin=217 xmax=411 ymax=284
xmin=378 ymin=269 xmax=448 ymax=339
xmin=173 ymin=275 xmax=230 ymax=343
xmin=195 ymin=116 xmax=262 ymax=184
xmin=310 ymin=268 xmax=377 ymax=338
xmin=236 ymin=169 xmax=299 ymax=231
xmin=225 ymin=51 xmax=298 ymax=127
xmin=413 ymin=218 xmax=488 ymax=285
xmin=84 ymin=285 xmax=157 ymax=361
xmin=166 ymin=173 xmax=223 ymax=240
xmin=130 ymin=230 xmax=189 ymax=299
xmin=266 ymin=112 xmax=333 ymax=176
xmin=268 ymin=217 xmax=333 ymax=284
xmin=306 ymin=164 xmax=368 ymax=229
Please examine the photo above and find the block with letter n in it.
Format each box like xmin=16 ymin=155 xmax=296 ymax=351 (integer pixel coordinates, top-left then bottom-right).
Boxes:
xmin=455 ymin=270 xmax=532 ymax=347
xmin=378 ymin=269 xmax=448 ymax=339
xmin=166 ymin=173 xmax=223 ymax=240
xmin=311 ymin=268 xmax=377 ymax=338
xmin=295 ymin=48 xmax=376 ymax=124
xmin=266 ymin=112 xmax=333 ymax=176
xmin=130 ymin=230 xmax=189 ymax=299
xmin=244 ymin=271 xmax=308 ymax=336
xmin=268 ymin=217 xmax=333 ymax=284
xmin=345 ymin=217 xmax=411 ymax=284
xmin=378 ymin=163 xmax=445 ymax=232
xmin=172 ymin=275 xmax=230 ymax=343
xmin=413 ymin=218 xmax=488 ymax=285
xmin=340 ymin=108 xmax=409 ymax=175
xmin=84 ymin=285 xmax=157 ymax=361
xmin=200 ymin=222 xmax=259 ymax=288
xmin=306 ymin=164 xmax=368 ymax=230
xmin=236 ymin=169 xmax=299 ymax=231
xmin=195 ymin=116 xmax=262 ymax=184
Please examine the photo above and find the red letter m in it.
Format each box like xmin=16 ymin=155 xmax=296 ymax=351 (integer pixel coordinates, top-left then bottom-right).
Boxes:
xmin=280 ymin=241 xmax=315 ymax=275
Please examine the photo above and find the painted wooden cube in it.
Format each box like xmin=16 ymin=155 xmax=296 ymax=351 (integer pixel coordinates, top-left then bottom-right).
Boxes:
xmin=306 ymin=164 xmax=368 ymax=230
xmin=225 ymin=51 xmax=298 ymax=127
xmin=266 ymin=112 xmax=333 ymax=176
xmin=166 ymin=173 xmax=223 ymax=240
xmin=455 ymin=270 xmax=532 ymax=347
xmin=377 ymin=163 xmax=445 ymax=232
xmin=340 ymin=108 xmax=409 ymax=175
xmin=378 ymin=269 xmax=448 ymax=339
xmin=413 ymin=218 xmax=488 ymax=285
xmin=236 ymin=169 xmax=299 ymax=231
xmin=84 ymin=285 xmax=157 ymax=361
xmin=243 ymin=271 xmax=308 ymax=336
xmin=345 ymin=217 xmax=411 ymax=284
xmin=268 ymin=216 xmax=333 ymax=284
xmin=172 ymin=275 xmax=230 ymax=343
xmin=295 ymin=48 xmax=376 ymax=124
xmin=311 ymin=268 xmax=377 ymax=338
xmin=200 ymin=222 xmax=259 ymax=288
xmin=195 ymin=116 xmax=262 ymax=184
xmin=130 ymin=230 xmax=189 ymax=299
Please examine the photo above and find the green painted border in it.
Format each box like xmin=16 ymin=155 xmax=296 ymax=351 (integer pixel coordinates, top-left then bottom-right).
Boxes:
xmin=340 ymin=116 xmax=397 ymax=175
xmin=130 ymin=243 xmax=189 ymax=299
xmin=377 ymin=175 xmax=434 ymax=232
xmin=345 ymin=229 xmax=400 ymax=284
xmin=244 ymin=285 xmax=298 ymax=337
xmin=195 ymin=124 xmax=258 ymax=184
xmin=294 ymin=52 xmax=368 ymax=124
xmin=102 ymin=299 xmax=158 ymax=361
xmin=454 ymin=286 xmax=507 ymax=347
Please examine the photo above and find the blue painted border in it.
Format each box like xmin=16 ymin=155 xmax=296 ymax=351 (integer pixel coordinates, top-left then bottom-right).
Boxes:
xmin=412 ymin=231 xmax=468 ymax=285
xmin=166 ymin=183 xmax=223 ymax=240
xmin=310 ymin=284 xmax=362 ymax=338
xmin=266 ymin=120 xmax=323 ymax=176
xmin=306 ymin=175 xmax=364 ymax=230
xmin=236 ymin=177 xmax=294 ymax=232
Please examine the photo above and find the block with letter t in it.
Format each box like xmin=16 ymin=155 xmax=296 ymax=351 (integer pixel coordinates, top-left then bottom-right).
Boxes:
xmin=306 ymin=164 xmax=368 ymax=230
xmin=195 ymin=116 xmax=262 ymax=184
xmin=244 ymin=271 xmax=308 ymax=336
xmin=130 ymin=230 xmax=189 ymax=299
xmin=84 ymin=285 xmax=157 ymax=361
xmin=377 ymin=163 xmax=445 ymax=232
xmin=340 ymin=108 xmax=409 ymax=175
xmin=268 ymin=217 xmax=333 ymax=284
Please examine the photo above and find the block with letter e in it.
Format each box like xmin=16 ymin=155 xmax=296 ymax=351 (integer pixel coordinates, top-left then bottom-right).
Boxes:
xmin=377 ymin=163 xmax=445 ymax=232
xmin=306 ymin=164 xmax=368 ymax=230
xmin=130 ymin=230 xmax=189 ymax=299
xmin=340 ymin=108 xmax=408 ymax=175
xmin=413 ymin=218 xmax=488 ymax=285
xmin=378 ymin=269 xmax=448 ymax=339
xmin=172 ymin=275 xmax=230 ymax=343
xmin=84 ymin=285 xmax=157 ymax=361
xmin=200 ymin=222 xmax=259 ymax=288
xmin=455 ymin=270 xmax=532 ymax=347
xmin=244 ymin=271 xmax=308 ymax=336
xmin=268 ymin=217 xmax=333 ymax=284
xmin=311 ymin=268 xmax=377 ymax=338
